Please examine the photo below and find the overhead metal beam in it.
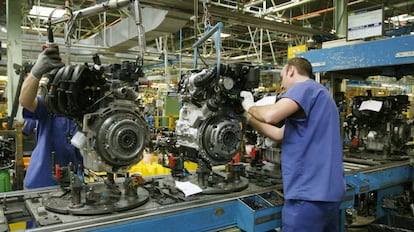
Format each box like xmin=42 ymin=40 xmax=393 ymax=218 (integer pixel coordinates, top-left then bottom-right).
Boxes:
xmin=139 ymin=0 xmax=328 ymax=36
xmin=50 ymin=0 xmax=131 ymax=25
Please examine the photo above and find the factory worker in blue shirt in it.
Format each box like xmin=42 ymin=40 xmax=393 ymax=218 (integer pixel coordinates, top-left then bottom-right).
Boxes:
xmin=19 ymin=48 xmax=83 ymax=189
xmin=241 ymin=57 xmax=345 ymax=232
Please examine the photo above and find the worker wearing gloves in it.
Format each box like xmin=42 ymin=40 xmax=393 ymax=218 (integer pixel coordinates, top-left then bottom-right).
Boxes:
xmin=241 ymin=57 xmax=345 ymax=232
xmin=19 ymin=48 xmax=83 ymax=189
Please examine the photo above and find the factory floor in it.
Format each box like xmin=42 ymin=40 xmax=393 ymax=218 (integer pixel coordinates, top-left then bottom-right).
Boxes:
xmin=217 ymin=227 xmax=368 ymax=232
xmin=217 ymin=228 xmax=368 ymax=232
xmin=215 ymin=216 xmax=374 ymax=232
xmin=345 ymin=216 xmax=375 ymax=232
xmin=347 ymin=228 xmax=368 ymax=232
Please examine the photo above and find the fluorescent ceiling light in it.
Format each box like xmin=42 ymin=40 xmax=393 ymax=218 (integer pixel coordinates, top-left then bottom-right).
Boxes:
xmin=220 ymin=33 xmax=231 ymax=38
xmin=29 ymin=6 xmax=65 ymax=19
xmin=21 ymin=25 xmax=47 ymax=32
xmin=389 ymin=14 xmax=414 ymax=23
xmin=264 ymin=15 xmax=288 ymax=23
xmin=202 ymin=32 xmax=232 ymax=42
xmin=211 ymin=32 xmax=232 ymax=39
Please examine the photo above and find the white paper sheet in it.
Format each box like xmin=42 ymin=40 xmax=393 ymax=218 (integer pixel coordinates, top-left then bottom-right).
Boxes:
xmin=359 ymin=100 xmax=383 ymax=112
xmin=255 ymin=96 xmax=277 ymax=106
xmin=175 ymin=180 xmax=203 ymax=197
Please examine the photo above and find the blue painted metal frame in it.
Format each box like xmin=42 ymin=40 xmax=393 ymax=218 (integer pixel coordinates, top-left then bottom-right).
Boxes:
xmin=192 ymin=22 xmax=223 ymax=75
xmin=88 ymin=195 xmax=283 ymax=232
xmin=297 ymin=35 xmax=414 ymax=73
xmin=345 ymin=163 xmax=413 ymax=217
xmin=376 ymin=185 xmax=405 ymax=218
xmin=345 ymin=164 xmax=412 ymax=194
xmin=339 ymin=163 xmax=412 ymax=232
xmin=91 ymin=201 xmax=238 ymax=232
xmin=237 ymin=193 xmax=283 ymax=232
xmin=81 ymin=164 xmax=412 ymax=232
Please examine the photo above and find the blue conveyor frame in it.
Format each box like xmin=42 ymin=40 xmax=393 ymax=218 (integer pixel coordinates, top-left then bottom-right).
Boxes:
xmin=72 ymin=162 xmax=412 ymax=232
xmin=342 ymin=162 xmax=413 ymax=228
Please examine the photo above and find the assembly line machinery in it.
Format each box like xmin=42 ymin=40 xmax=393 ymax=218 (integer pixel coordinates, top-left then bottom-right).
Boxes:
xmin=0 ymin=34 xmax=413 ymax=232
xmin=1 ymin=0 xmax=414 ymax=230
xmin=0 ymin=44 xmax=288 ymax=232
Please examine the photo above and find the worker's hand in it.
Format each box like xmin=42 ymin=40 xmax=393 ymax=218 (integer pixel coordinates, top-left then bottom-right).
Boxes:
xmin=30 ymin=47 xmax=64 ymax=80
xmin=240 ymin=91 xmax=255 ymax=112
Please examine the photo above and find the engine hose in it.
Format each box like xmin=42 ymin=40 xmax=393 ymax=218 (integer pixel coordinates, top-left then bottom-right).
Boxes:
xmin=193 ymin=68 xmax=216 ymax=87
xmin=207 ymin=98 xmax=219 ymax=112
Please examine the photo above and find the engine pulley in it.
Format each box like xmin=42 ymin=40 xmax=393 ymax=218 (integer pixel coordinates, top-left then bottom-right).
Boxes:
xmin=95 ymin=110 xmax=148 ymax=169
xmin=199 ymin=114 xmax=242 ymax=165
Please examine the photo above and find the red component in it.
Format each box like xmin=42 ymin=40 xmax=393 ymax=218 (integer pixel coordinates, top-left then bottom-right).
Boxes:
xmin=168 ymin=155 xmax=176 ymax=168
xmin=55 ymin=164 xmax=61 ymax=179
xmin=352 ymin=137 xmax=359 ymax=147
xmin=250 ymin=146 xmax=256 ymax=158
xmin=133 ymin=175 xmax=145 ymax=185
xmin=232 ymin=152 xmax=240 ymax=163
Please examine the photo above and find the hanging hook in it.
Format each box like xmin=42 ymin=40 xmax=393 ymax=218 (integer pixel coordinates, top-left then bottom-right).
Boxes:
xmin=133 ymin=0 xmax=146 ymax=64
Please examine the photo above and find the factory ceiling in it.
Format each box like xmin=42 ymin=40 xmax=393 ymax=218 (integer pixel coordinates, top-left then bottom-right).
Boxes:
xmin=0 ymin=0 xmax=413 ymax=69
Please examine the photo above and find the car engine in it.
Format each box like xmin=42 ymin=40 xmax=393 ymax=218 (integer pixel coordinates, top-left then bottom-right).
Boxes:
xmin=176 ymin=63 xmax=259 ymax=164
xmin=45 ymin=55 xmax=150 ymax=173
xmin=346 ymin=94 xmax=411 ymax=156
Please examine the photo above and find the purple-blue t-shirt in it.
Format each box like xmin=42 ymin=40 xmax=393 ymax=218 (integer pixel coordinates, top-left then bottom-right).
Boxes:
xmin=281 ymin=79 xmax=345 ymax=202
xmin=23 ymin=96 xmax=82 ymax=189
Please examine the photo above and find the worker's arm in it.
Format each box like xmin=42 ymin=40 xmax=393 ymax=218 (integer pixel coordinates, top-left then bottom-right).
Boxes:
xmin=19 ymin=47 xmax=64 ymax=113
xmin=248 ymin=117 xmax=285 ymax=141
xmin=19 ymin=74 xmax=39 ymax=112
xmin=248 ymin=97 xmax=301 ymax=125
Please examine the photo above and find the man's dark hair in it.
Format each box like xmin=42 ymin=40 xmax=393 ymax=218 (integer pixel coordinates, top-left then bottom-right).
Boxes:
xmin=287 ymin=57 xmax=314 ymax=79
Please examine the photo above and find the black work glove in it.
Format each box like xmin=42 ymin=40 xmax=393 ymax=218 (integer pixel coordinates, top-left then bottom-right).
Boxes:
xmin=30 ymin=47 xmax=64 ymax=80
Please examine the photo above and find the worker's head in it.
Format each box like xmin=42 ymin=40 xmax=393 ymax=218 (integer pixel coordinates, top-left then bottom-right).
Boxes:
xmin=280 ymin=57 xmax=314 ymax=90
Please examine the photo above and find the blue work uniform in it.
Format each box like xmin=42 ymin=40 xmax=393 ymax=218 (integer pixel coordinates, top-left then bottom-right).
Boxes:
xmin=281 ymin=79 xmax=345 ymax=231
xmin=23 ymin=96 xmax=83 ymax=189
xmin=22 ymin=118 xmax=37 ymax=136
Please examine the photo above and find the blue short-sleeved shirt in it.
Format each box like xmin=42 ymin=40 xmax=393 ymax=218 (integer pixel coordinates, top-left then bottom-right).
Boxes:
xmin=281 ymin=79 xmax=345 ymax=202
xmin=23 ymin=96 xmax=83 ymax=189
xmin=22 ymin=119 xmax=37 ymax=136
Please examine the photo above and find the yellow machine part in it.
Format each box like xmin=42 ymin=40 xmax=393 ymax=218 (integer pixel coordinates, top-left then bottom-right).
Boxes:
xmin=85 ymin=154 xmax=198 ymax=181
xmin=128 ymin=155 xmax=198 ymax=176
xmin=8 ymin=221 xmax=27 ymax=231
xmin=24 ymin=154 xmax=198 ymax=181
